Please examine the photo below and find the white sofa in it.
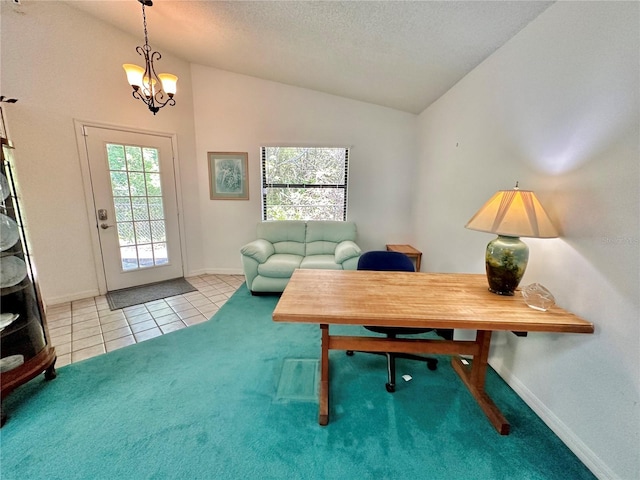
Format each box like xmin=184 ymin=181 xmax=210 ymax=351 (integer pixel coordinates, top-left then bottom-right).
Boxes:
xmin=240 ymin=220 xmax=362 ymax=294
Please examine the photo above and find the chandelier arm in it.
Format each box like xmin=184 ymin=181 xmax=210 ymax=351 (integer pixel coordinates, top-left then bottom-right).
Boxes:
xmin=131 ymin=89 xmax=148 ymax=104
xmin=147 ymin=50 xmax=172 ymax=105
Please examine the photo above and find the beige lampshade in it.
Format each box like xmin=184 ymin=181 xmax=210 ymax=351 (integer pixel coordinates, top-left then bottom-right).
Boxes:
xmin=465 ymin=188 xmax=558 ymax=238
xmin=123 ymin=64 xmax=144 ymax=88
xmin=158 ymin=73 xmax=178 ymax=96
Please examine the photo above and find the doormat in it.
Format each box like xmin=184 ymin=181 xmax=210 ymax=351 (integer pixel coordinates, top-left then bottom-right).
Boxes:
xmin=106 ymin=277 xmax=197 ymax=311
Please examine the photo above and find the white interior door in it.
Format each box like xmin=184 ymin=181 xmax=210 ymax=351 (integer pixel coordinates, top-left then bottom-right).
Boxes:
xmin=83 ymin=126 xmax=183 ymax=291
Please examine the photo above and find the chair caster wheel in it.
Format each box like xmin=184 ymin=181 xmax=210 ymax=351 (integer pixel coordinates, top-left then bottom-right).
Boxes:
xmin=427 ymin=361 xmax=437 ymax=371
xmin=385 ymin=383 xmax=395 ymax=393
xmin=346 ymin=350 xmax=354 ymax=356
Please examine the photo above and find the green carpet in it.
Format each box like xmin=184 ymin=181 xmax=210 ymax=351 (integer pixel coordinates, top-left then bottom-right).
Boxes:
xmin=1 ymin=285 xmax=595 ymax=480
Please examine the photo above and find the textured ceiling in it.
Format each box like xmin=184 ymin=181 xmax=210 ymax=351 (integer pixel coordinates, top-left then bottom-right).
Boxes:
xmin=65 ymin=0 xmax=554 ymax=114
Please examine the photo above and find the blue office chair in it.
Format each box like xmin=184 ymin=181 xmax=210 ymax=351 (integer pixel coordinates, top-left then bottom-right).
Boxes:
xmin=347 ymin=250 xmax=438 ymax=393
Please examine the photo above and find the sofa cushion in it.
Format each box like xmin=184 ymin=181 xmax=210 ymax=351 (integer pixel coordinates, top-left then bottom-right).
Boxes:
xmin=300 ymin=254 xmax=342 ymax=270
xmin=258 ymin=254 xmax=303 ymax=278
xmin=257 ymin=220 xmax=306 ymax=256
xmin=334 ymin=240 xmax=362 ymax=264
xmin=305 ymin=221 xmax=357 ymax=255
xmin=249 ymin=276 xmax=290 ymax=293
xmin=240 ymin=239 xmax=275 ymax=264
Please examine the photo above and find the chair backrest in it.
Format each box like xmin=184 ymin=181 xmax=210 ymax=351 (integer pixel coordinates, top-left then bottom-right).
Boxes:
xmin=357 ymin=251 xmax=415 ymax=272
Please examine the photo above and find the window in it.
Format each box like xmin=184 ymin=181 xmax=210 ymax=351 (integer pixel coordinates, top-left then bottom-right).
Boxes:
xmin=261 ymin=146 xmax=349 ymax=221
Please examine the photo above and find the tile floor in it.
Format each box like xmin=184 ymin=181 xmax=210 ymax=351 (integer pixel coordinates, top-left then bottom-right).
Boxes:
xmin=46 ymin=274 xmax=245 ymax=368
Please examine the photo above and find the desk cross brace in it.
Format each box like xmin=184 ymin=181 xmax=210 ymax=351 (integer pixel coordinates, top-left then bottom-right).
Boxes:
xmin=319 ymin=325 xmax=510 ymax=435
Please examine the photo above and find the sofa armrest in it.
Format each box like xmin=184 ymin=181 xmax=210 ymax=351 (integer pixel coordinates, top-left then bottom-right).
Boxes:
xmin=241 ymin=239 xmax=275 ymax=264
xmin=334 ymin=240 xmax=362 ymax=264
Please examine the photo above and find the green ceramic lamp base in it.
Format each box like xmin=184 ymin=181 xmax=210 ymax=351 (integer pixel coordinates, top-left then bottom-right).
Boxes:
xmin=485 ymin=235 xmax=529 ymax=296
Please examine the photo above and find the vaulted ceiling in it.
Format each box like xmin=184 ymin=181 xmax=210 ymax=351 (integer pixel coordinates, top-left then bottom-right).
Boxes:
xmin=67 ymin=0 xmax=553 ymax=114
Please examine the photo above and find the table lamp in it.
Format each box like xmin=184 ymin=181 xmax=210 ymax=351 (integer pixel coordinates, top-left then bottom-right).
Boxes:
xmin=465 ymin=183 xmax=558 ymax=295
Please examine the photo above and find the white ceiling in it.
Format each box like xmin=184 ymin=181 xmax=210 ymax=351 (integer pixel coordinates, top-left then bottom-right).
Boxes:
xmin=65 ymin=0 xmax=554 ymax=114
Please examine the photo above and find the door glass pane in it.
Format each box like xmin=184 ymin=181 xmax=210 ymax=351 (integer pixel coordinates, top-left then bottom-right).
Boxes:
xmin=150 ymin=220 xmax=166 ymax=242
xmin=134 ymin=221 xmax=152 ymax=243
xmin=132 ymin=198 xmax=149 ymax=221
xmin=148 ymin=197 xmax=164 ymax=220
xmin=125 ymin=146 xmax=144 ymax=171
xmin=114 ymin=197 xmax=132 ymax=222
xmin=106 ymin=143 xmax=169 ymax=271
xmin=120 ymin=246 xmax=138 ymax=270
xmin=154 ymin=243 xmax=168 ymax=265
xmin=107 ymin=145 xmax=126 ymax=170
xmin=146 ymin=173 xmax=161 ymax=196
xmin=143 ymin=148 xmax=160 ymax=172
xmin=118 ymin=222 xmax=135 ymax=246
xmin=110 ymin=172 xmax=129 ymax=196
xmin=137 ymin=244 xmax=154 ymax=268
xmin=128 ymin=172 xmax=147 ymax=197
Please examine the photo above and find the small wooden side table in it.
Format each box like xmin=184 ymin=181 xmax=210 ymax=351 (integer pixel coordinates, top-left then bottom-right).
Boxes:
xmin=385 ymin=244 xmax=422 ymax=272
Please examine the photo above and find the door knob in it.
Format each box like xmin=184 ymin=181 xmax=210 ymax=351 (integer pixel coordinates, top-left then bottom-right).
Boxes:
xmin=100 ymin=223 xmax=113 ymax=229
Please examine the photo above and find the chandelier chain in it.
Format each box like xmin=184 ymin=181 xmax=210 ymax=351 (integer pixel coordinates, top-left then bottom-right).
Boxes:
xmin=142 ymin=2 xmax=149 ymax=49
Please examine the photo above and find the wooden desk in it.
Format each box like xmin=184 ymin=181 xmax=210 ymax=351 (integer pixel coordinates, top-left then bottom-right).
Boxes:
xmin=272 ymin=270 xmax=593 ymax=434
xmin=385 ymin=244 xmax=422 ymax=271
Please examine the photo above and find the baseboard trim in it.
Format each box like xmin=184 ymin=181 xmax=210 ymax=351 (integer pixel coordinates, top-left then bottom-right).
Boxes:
xmin=44 ymin=289 xmax=101 ymax=310
xmin=490 ymin=360 xmax=618 ymax=480
xmin=185 ymin=268 xmax=208 ymax=277
xmin=195 ymin=268 xmax=244 ymax=276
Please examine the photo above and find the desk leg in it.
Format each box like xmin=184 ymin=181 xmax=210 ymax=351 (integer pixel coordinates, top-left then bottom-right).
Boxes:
xmin=451 ymin=330 xmax=510 ymax=435
xmin=319 ymin=324 xmax=330 ymax=426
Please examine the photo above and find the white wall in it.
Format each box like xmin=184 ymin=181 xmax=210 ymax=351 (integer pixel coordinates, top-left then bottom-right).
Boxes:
xmin=414 ymin=2 xmax=639 ymax=479
xmin=190 ymin=65 xmax=417 ymax=272
xmin=1 ymin=1 xmax=203 ymax=304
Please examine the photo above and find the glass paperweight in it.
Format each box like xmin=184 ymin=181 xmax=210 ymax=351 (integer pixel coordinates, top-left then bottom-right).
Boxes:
xmin=521 ymin=283 xmax=555 ymax=311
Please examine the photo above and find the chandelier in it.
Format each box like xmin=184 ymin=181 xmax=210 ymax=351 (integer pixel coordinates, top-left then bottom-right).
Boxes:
xmin=123 ymin=0 xmax=177 ymax=115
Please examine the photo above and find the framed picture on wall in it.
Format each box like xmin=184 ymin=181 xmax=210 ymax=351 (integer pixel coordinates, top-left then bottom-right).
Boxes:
xmin=208 ymin=151 xmax=249 ymax=200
